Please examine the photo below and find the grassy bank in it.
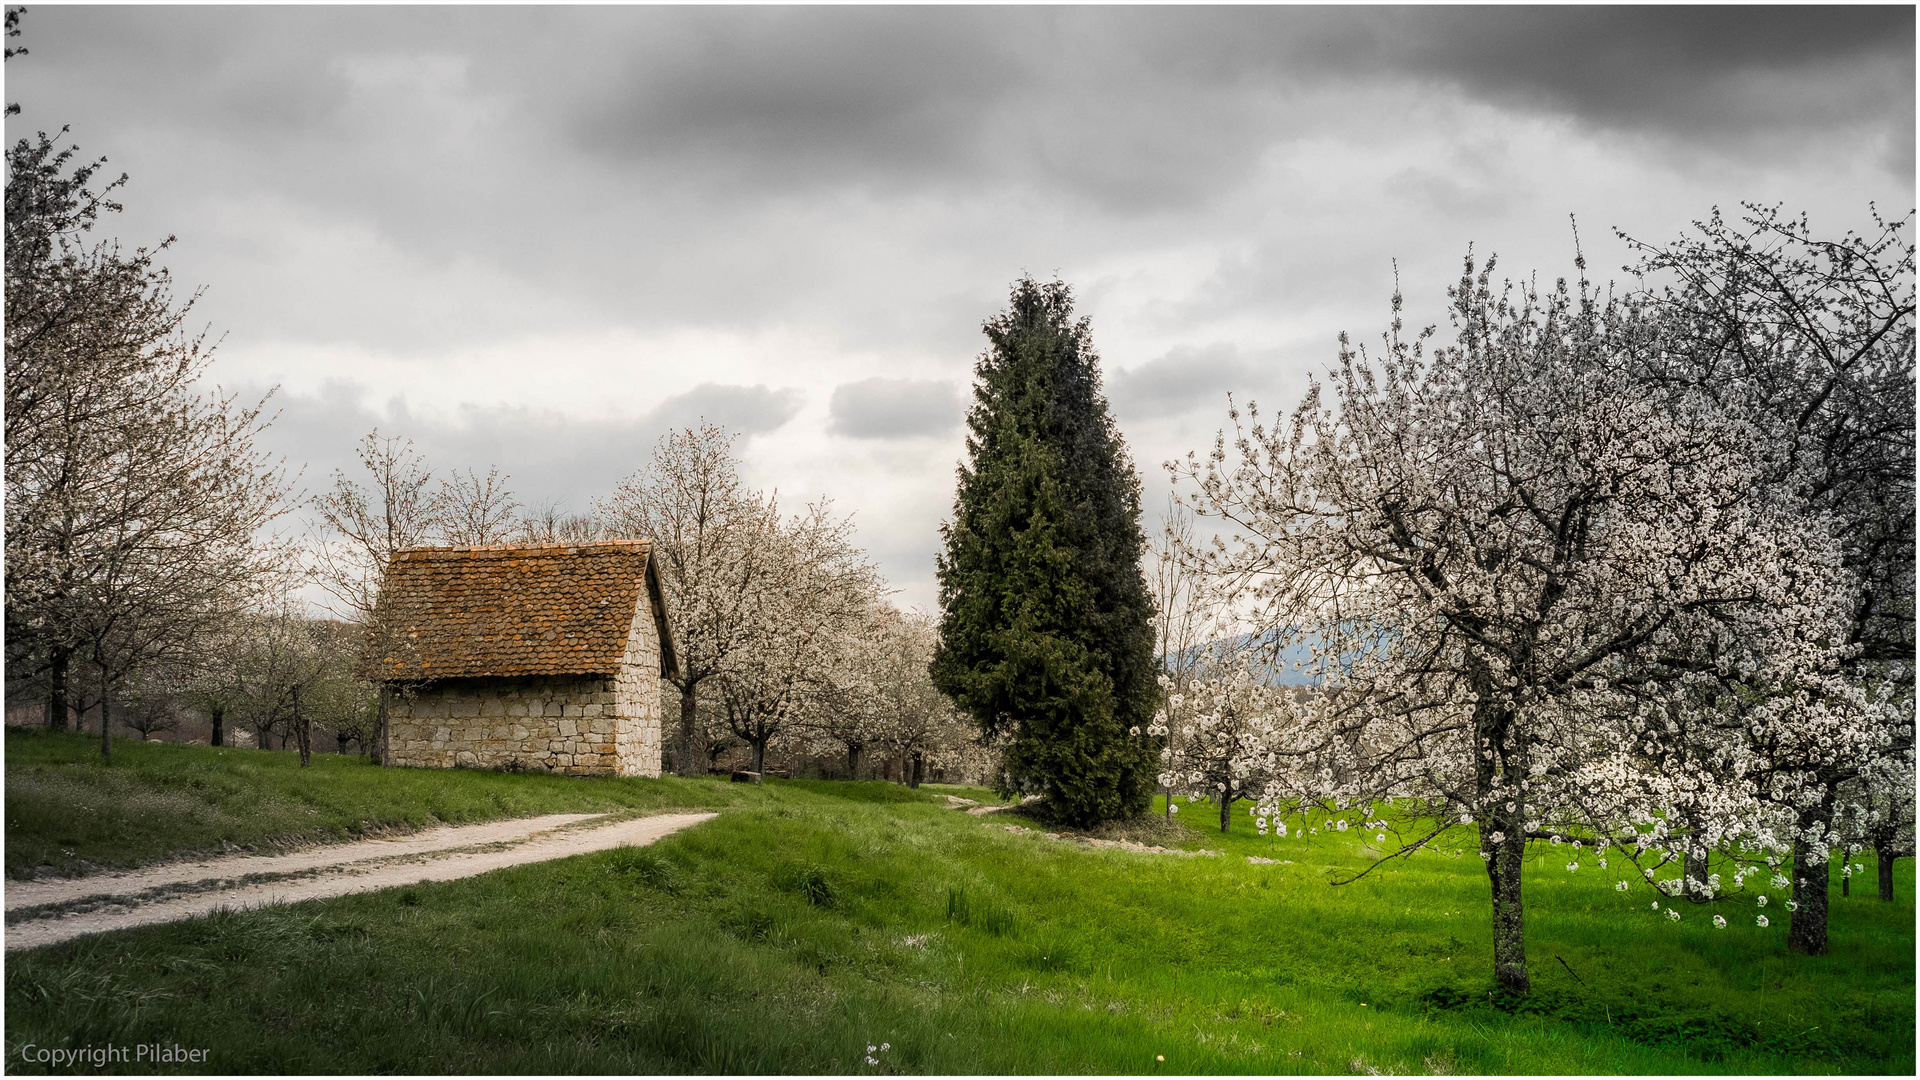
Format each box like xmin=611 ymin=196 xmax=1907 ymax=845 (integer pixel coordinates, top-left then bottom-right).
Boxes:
xmin=4 ymin=729 xmax=768 ymax=878
xmin=5 ymin=732 xmax=1913 ymax=1074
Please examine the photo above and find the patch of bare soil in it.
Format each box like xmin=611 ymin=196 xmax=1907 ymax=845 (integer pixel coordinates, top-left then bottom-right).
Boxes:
xmin=992 ymin=821 xmax=1222 ymax=857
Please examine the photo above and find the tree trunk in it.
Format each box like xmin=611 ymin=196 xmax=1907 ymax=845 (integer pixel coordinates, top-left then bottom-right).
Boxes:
xmin=910 ymin=751 xmax=923 ymax=789
xmin=1684 ymin=842 xmax=1711 ymax=902
xmin=47 ymin=648 xmax=70 ymax=731
xmin=676 ymin=686 xmax=700 ymax=777
xmin=1485 ymin=817 xmax=1528 ymax=991
xmin=99 ymin=680 xmax=112 ymax=762
xmin=1875 ymin=839 xmax=1897 ymax=902
xmin=1470 ymin=688 xmax=1530 ymax=993
xmin=751 ymin=737 xmax=766 ymax=776
xmin=1220 ymin=790 xmax=1232 ymax=834
xmin=1842 ymin=845 xmax=1854 ymax=898
xmin=294 ymin=687 xmax=311 ymax=767
xmin=847 ymin=744 xmax=862 ymax=780
xmin=374 ymin=686 xmax=388 ymax=763
xmin=1164 ymin=784 xmax=1173 ymax=821
xmin=1787 ymin=835 xmax=1831 ymax=956
xmin=210 ymin=703 xmax=225 ymax=747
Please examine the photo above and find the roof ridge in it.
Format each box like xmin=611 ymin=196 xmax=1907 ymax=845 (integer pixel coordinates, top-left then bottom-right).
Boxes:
xmin=392 ymin=539 xmax=652 ymax=559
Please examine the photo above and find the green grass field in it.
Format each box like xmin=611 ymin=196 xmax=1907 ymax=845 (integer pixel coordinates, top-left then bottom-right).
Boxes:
xmin=5 ymin=730 xmax=1913 ymax=1074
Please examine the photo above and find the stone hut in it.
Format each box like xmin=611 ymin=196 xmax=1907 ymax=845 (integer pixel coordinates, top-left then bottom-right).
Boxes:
xmin=366 ymin=540 xmax=678 ymax=778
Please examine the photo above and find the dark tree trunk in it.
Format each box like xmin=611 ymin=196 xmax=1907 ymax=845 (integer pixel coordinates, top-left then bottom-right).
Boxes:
xmin=847 ymin=744 xmax=862 ymax=780
xmin=378 ymin=685 xmax=395 ymax=763
xmin=1787 ymin=835 xmax=1831 ymax=956
xmin=210 ymin=703 xmax=226 ymax=747
xmin=1220 ymin=790 xmax=1232 ymax=834
xmin=47 ymin=648 xmax=70 ymax=731
xmin=1164 ymin=784 xmax=1173 ymax=821
xmin=1875 ymin=839 xmax=1898 ymax=902
xmin=1473 ymin=692 xmax=1529 ymax=993
xmin=99 ymin=680 xmax=112 ymax=762
xmin=675 ymin=686 xmax=700 ymax=777
xmin=1485 ymin=816 xmax=1528 ymax=991
xmin=294 ymin=687 xmax=311 ymax=767
xmin=751 ymin=737 xmax=766 ymax=776
xmin=910 ymin=751 xmax=924 ymax=789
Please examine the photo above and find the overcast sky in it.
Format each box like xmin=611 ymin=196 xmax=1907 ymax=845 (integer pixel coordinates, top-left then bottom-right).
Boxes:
xmin=8 ymin=5 xmax=1913 ymax=611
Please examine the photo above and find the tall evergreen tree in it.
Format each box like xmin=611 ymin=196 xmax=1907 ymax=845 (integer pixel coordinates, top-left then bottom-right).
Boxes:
xmin=933 ymin=277 xmax=1157 ymax=826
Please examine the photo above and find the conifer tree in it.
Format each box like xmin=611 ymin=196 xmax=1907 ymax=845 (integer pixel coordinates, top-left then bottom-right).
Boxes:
xmin=933 ymin=277 xmax=1157 ymax=826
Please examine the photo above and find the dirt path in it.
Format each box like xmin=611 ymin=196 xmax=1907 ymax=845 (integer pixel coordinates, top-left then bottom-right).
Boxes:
xmin=5 ymin=811 xmax=716 ymax=952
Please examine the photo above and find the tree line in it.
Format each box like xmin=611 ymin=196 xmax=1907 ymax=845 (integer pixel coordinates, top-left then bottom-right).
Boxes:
xmin=318 ymin=423 xmax=989 ymax=783
xmin=5 ymin=8 xmax=291 ymax=759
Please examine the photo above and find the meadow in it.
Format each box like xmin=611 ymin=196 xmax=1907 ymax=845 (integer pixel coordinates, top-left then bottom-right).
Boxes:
xmin=5 ymin=730 xmax=1912 ymax=1074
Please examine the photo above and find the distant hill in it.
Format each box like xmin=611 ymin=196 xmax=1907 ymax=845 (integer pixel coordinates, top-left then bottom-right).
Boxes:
xmin=1169 ymin=627 xmax=1357 ymax=688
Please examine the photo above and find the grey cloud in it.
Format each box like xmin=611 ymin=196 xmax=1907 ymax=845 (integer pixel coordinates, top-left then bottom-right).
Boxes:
xmin=568 ymin=9 xmax=1028 ymax=185
xmin=15 ymin=7 xmax=1908 ymax=217
xmin=557 ymin=8 xmax=1293 ymax=215
xmin=1107 ymin=344 xmax=1276 ymax=422
xmin=556 ymin=6 xmax=1913 ymax=200
xmin=1383 ymin=6 xmax=1913 ymax=141
xmin=261 ymin=380 xmax=799 ymax=514
xmin=7 ymin=5 xmax=1906 ymax=362
xmin=1382 ymin=165 xmax=1511 ymax=223
xmin=645 ymin=383 xmax=803 ymax=440
xmin=828 ymin=378 xmax=962 ymax=439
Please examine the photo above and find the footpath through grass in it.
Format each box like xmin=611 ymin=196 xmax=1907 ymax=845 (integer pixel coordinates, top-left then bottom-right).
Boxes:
xmin=4 ymin=730 xmax=1913 ymax=1074
xmin=4 ymin=729 xmax=757 ymax=878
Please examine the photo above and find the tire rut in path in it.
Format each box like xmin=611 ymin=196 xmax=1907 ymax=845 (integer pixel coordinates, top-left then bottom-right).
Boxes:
xmin=5 ymin=811 xmax=717 ymax=951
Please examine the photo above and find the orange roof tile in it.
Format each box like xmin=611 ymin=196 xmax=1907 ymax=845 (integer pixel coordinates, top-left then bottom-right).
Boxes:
xmin=366 ymin=540 xmax=676 ymax=681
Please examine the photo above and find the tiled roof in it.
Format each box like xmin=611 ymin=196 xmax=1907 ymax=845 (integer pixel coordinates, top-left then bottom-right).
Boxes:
xmin=367 ymin=540 xmax=676 ymax=681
